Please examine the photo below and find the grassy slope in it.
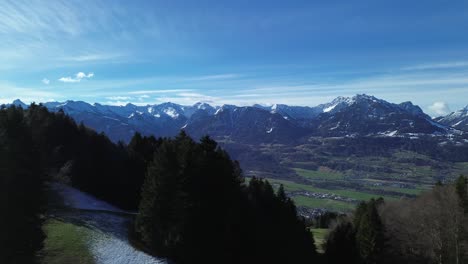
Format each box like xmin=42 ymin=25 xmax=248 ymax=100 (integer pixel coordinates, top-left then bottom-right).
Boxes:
xmin=41 ymin=220 xmax=95 ymax=264
xmin=310 ymin=228 xmax=328 ymax=253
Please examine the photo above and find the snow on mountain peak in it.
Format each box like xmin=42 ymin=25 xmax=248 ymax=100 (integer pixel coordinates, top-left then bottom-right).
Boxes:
xmin=163 ymin=107 xmax=179 ymax=119
xmin=323 ymin=104 xmax=338 ymax=113
xmin=193 ymin=102 xmax=212 ymax=110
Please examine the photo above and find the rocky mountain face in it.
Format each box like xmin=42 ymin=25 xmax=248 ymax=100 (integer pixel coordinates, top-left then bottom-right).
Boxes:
xmin=6 ymin=94 xmax=462 ymax=144
xmin=313 ymin=94 xmax=447 ymax=137
xmin=186 ymin=105 xmax=310 ymax=144
xmin=435 ymin=105 xmax=468 ymax=131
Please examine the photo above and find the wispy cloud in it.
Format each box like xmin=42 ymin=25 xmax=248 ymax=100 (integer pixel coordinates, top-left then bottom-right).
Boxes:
xmin=59 ymin=53 xmax=125 ymax=62
xmin=0 ymin=1 xmax=159 ymax=70
xmin=42 ymin=78 xmax=50 ymax=85
xmin=190 ymin=74 xmax=241 ymax=81
xmin=128 ymin=89 xmax=193 ymax=95
xmin=402 ymin=61 xmax=468 ymax=71
xmin=106 ymin=96 xmax=131 ymax=101
xmin=0 ymin=82 xmax=61 ymax=104
xmin=59 ymin=72 xmax=94 ymax=83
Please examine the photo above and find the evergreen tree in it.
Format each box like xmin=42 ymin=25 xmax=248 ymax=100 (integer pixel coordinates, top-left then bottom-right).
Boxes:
xmin=355 ymin=199 xmax=385 ymax=264
xmin=0 ymin=106 xmax=45 ymax=263
xmin=135 ymin=134 xmax=317 ymax=264
xmin=325 ymin=220 xmax=360 ymax=264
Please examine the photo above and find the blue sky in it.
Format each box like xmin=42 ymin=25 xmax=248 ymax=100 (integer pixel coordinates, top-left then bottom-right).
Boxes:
xmin=1 ymin=0 xmax=467 ymax=116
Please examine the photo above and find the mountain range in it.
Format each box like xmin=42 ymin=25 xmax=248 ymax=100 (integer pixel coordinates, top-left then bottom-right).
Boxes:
xmin=7 ymin=94 xmax=468 ymax=144
xmin=6 ymin=95 xmax=468 ymax=206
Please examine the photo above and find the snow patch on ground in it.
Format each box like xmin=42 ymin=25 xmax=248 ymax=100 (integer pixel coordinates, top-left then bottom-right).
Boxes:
xmin=384 ymin=130 xmax=398 ymax=137
xmin=51 ymin=183 xmax=166 ymax=264
xmin=89 ymin=231 xmax=164 ymax=264
xmin=454 ymin=120 xmax=463 ymax=127
xmin=103 ymin=116 xmax=119 ymax=121
xmin=329 ymin=122 xmax=341 ymax=130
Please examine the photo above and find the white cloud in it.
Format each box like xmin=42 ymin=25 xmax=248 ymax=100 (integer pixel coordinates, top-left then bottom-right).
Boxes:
xmin=60 ymin=53 xmax=124 ymax=62
xmin=42 ymin=78 xmax=50 ymax=85
xmin=428 ymin=101 xmax=451 ymax=116
xmin=58 ymin=77 xmax=80 ymax=83
xmin=59 ymin=72 xmax=94 ymax=83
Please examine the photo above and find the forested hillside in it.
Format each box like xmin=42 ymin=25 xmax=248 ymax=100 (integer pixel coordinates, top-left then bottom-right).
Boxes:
xmin=1 ymin=104 xmax=467 ymax=264
xmin=0 ymin=104 xmax=317 ymax=263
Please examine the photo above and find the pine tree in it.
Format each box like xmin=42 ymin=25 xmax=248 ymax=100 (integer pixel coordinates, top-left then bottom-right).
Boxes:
xmin=325 ymin=220 xmax=360 ymax=264
xmin=0 ymin=106 xmax=45 ymax=264
xmin=355 ymin=199 xmax=385 ymax=264
xmin=135 ymin=135 xmax=318 ymax=264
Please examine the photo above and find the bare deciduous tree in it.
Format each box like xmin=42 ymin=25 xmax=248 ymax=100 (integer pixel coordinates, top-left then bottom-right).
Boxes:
xmin=381 ymin=186 xmax=466 ymax=264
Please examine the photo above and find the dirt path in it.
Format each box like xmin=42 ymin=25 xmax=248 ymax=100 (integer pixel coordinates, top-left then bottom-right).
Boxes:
xmin=48 ymin=183 xmax=166 ymax=264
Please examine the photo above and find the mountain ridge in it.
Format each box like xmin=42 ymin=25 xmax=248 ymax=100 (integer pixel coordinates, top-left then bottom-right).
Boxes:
xmin=5 ymin=95 xmax=465 ymax=144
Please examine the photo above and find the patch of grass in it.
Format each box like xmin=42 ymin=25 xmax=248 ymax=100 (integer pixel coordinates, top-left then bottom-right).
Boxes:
xmin=294 ymin=167 xmax=344 ymax=180
xmin=310 ymin=228 xmax=328 ymax=253
xmin=454 ymin=162 xmax=468 ymax=175
xmin=392 ymin=150 xmax=432 ymax=160
xmin=41 ymin=219 xmax=95 ymax=264
xmin=292 ymin=195 xmax=355 ymax=212
xmin=368 ymin=185 xmax=425 ymax=196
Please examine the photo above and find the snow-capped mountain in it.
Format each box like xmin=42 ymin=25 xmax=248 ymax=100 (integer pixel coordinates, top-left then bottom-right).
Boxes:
xmin=313 ymin=94 xmax=450 ymax=137
xmin=434 ymin=105 xmax=468 ymax=131
xmin=252 ymin=104 xmax=322 ymax=121
xmin=186 ymin=105 xmax=309 ymax=144
xmin=40 ymin=101 xmax=193 ymax=142
xmin=5 ymin=95 xmax=461 ymax=143
xmin=316 ymin=96 xmax=355 ymax=114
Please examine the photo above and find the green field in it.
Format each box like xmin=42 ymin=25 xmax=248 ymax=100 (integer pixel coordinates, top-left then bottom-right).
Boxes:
xmin=294 ymin=167 xmax=344 ymax=180
xmin=294 ymin=196 xmax=354 ymax=211
xmin=41 ymin=220 xmax=94 ymax=264
xmin=239 ymin=141 xmax=468 ymax=213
